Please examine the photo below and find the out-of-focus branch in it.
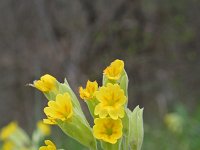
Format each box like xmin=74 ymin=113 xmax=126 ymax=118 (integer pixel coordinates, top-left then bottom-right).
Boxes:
xmin=79 ymin=0 xmax=97 ymax=25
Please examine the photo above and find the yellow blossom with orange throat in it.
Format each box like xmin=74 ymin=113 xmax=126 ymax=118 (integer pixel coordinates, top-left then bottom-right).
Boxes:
xmin=103 ymin=59 xmax=124 ymax=80
xmin=93 ymin=118 xmax=122 ymax=144
xmin=43 ymin=93 xmax=73 ymax=124
xmin=0 ymin=122 xmax=18 ymax=140
xmin=39 ymin=140 xmax=56 ymax=150
xmin=79 ymin=80 xmax=98 ymax=100
xmin=34 ymin=74 xmax=57 ymax=92
xmin=94 ymin=83 xmax=126 ymax=120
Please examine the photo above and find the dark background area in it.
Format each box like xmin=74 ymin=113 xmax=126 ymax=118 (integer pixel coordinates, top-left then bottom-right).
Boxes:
xmin=0 ymin=0 xmax=200 ymax=149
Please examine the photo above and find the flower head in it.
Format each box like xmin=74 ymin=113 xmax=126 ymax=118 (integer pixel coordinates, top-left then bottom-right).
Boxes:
xmin=0 ymin=122 xmax=18 ymax=140
xmin=34 ymin=74 xmax=57 ymax=92
xmin=79 ymin=80 xmax=98 ymax=100
xmin=164 ymin=113 xmax=183 ymax=134
xmin=37 ymin=121 xmax=51 ymax=136
xmin=93 ymin=118 xmax=122 ymax=144
xmin=44 ymin=93 xmax=73 ymax=124
xmin=104 ymin=59 xmax=124 ymax=80
xmin=2 ymin=141 xmax=14 ymax=150
xmin=94 ymin=83 xmax=126 ymax=120
xmin=39 ymin=140 xmax=56 ymax=150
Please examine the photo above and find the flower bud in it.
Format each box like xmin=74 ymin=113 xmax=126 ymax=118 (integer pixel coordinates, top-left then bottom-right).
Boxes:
xmin=129 ymin=106 xmax=144 ymax=150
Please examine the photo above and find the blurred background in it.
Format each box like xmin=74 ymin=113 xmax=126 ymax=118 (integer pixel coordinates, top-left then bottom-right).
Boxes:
xmin=0 ymin=0 xmax=200 ymax=149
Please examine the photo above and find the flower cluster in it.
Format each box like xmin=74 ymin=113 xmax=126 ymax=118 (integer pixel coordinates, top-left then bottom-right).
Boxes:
xmin=30 ymin=59 xmax=144 ymax=150
xmin=0 ymin=122 xmax=18 ymax=141
xmin=32 ymin=74 xmax=97 ymax=150
xmin=79 ymin=59 xmax=127 ymax=144
xmin=0 ymin=121 xmax=51 ymax=150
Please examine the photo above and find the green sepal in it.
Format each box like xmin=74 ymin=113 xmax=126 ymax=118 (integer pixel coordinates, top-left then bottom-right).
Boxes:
xmin=102 ymin=74 xmax=109 ymax=86
xmin=58 ymin=79 xmax=89 ymax=125
xmin=120 ymin=135 xmax=129 ymax=150
xmin=101 ymin=139 xmax=121 ymax=150
xmin=32 ymin=127 xmax=48 ymax=149
xmin=43 ymin=81 xmax=60 ymax=101
xmin=32 ymin=129 xmax=40 ymax=148
xmin=86 ymin=98 xmax=99 ymax=118
xmin=57 ymin=116 xmax=97 ymax=150
xmin=102 ymin=74 xmax=117 ymax=86
xmin=58 ymin=82 xmax=81 ymax=110
xmin=121 ymin=108 xmax=131 ymax=150
xmin=44 ymin=92 xmax=55 ymax=101
xmin=61 ymin=79 xmax=83 ymax=112
xmin=119 ymin=70 xmax=129 ymax=100
xmin=9 ymin=128 xmax=31 ymax=148
xmin=129 ymin=106 xmax=144 ymax=150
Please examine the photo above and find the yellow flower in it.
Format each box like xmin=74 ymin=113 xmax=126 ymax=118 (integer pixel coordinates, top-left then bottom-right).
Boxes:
xmin=44 ymin=93 xmax=73 ymax=124
xmin=2 ymin=141 xmax=14 ymax=150
xmin=79 ymin=80 xmax=98 ymax=100
xmin=43 ymin=117 xmax=57 ymax=125
xmin=0 ymin=122 xmax=18 ymax=140
xmin=39 ymin=140 xmax=56 ymax=150
xmin=103 ymin=59 xmax=124 ymax=80
xmin=37 ymin=121 xmax=51 ymax=136
xmin=94 ymin=83 xmax=126 ymax=120
xmin=93 ymin=118 xmax=122 ymax=144
xmin=34 ymin=74 xmax=57 ymax=92
xmin=164 ymin=113 xmax=183 ymax=134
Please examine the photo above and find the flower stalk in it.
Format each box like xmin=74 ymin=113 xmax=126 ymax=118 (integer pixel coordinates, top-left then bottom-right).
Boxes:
xmin=28 ymin=59 xmax=144 ymax=150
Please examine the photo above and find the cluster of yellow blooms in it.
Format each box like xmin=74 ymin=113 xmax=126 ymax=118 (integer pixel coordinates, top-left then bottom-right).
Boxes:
xmin=79 ymin=59 xmax=125 ymax=144
xmin=0 ymin=122 xmax=17 ymax=150
xmin=0 ymin=121 xmax=51 ymax=150
xmin=0 ymin=59 xmax=144 ymax=150
xmin=0 ymin=122 xmax=18 ymax=141
xmin=31 ymin=59 xmax=144 ymax=150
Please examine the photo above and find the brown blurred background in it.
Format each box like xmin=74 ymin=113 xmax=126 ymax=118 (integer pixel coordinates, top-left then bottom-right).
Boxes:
xmin=0 ymin=0 xmax=200 ymax=149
